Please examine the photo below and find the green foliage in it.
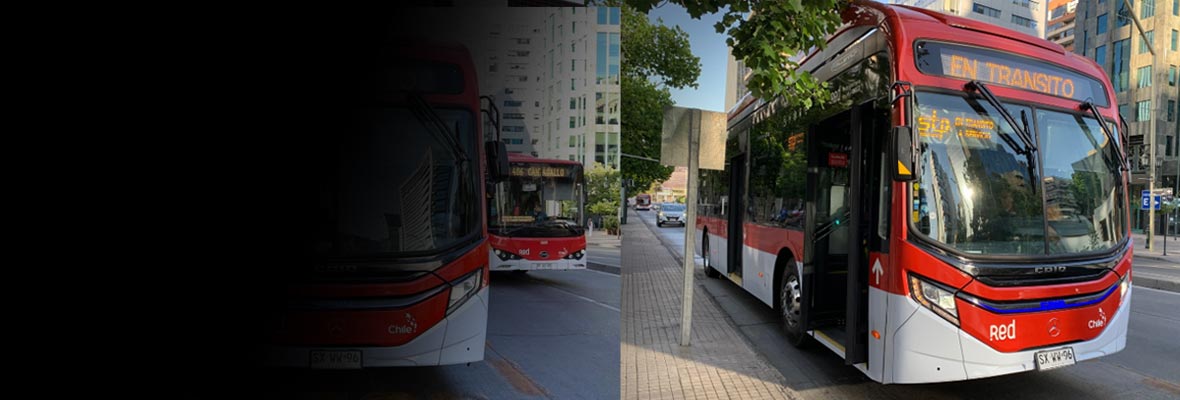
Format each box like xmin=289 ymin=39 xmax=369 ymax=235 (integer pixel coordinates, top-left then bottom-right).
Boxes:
xmin=621 ymin=75 xmax=675 ymax=192
xmin=589 ymin=200 xmax=620 ymax=216
xmin=627 ymin=0 xmax=847 ymax=108
xmin=620 ymin=4 xmax=700 ymax=194
xmin=586 ymin=162 xmax=621 ymax=216
xmin=602 ymin=214 xmax=620 ymax=234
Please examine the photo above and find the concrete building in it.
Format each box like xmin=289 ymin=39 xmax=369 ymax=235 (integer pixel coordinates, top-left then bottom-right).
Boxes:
xmin=439 ymin=7 xmax=621 ymax=169
xmin=892 ymin=0 xmax=1047 ymax=37
xmin=1046 ymin=0 xmax=1080 ymax=50
xmin=1073 ymin=0 xmax=1180 ymax=232
xmin=539 ymin=7 xmax=622 ymax=169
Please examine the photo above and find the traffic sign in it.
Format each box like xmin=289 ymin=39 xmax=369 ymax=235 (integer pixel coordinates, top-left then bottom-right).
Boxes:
xmin=1141 ymin=191 xmax=1161 ymax=210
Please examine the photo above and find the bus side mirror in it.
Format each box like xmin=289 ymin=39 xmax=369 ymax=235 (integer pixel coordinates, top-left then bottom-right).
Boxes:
xmin=892 ymin=126 xmax=916 ymax=182
xmin=486 ymin=140 xmax=510 ymax=181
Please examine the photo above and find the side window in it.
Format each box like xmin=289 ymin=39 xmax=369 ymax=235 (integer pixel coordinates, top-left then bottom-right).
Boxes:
xmin=748 ymin=103 xmax=807 ymax=229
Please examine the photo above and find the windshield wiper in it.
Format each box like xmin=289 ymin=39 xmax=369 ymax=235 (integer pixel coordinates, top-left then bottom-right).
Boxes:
xmin=1081 ymin=101 xmax=1129 ymax=172
xmin=965 ymin=81 xmax=1038 ymax=155
xmin=965 ymin=81 xmax=1039 ymax=190
xmin=409 ymin=93 xmax=469 ymax=164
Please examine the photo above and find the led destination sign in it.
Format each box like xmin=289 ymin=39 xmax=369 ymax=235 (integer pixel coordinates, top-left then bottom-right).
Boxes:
xmin=510 ymin=164 xmax=574 ymax=178
xmin=915 ymin=41 xmax=1109 ymax=106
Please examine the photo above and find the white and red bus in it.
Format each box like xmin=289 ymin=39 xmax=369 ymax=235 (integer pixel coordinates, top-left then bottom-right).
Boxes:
xmin=266 ymin=41 xmax=507 ymax=368
xmin=634 ymin=193 xmax=653 ymax=211
xmin=697 ymin=1 xmax=1131 ymax=383
xmin=487 ymin=153 xmax=587 ymax=271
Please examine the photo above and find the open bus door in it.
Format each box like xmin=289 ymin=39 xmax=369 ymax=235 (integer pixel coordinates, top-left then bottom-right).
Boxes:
xmin=803 ymin=101 xmax=883 ymax=366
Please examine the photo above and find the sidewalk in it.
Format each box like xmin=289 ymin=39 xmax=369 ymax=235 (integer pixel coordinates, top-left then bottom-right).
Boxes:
xmin=1130 ymin=232 xmax=1180 ymax=263
xmin=620 ymin=220 xmax=795 ymax=399
xmin=586 ymin=228 xmax=621 ymax=249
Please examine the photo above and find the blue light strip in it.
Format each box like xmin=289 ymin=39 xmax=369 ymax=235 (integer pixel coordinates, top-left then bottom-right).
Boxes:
xmin=968 ymin=283 xmax=1119 ymax=314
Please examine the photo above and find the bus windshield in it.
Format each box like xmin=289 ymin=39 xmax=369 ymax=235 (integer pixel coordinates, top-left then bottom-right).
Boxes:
xmin=489 ymin=165 xmax=584 ymax=237
xmin=911 ymin=91 xmax=1125 ymax=256
xmin=314 ymin=106 xmax=480 ymax=259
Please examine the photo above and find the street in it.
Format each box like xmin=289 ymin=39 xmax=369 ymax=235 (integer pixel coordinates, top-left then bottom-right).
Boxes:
xmin=586 ymin=228 xmax=622 ymax=273
xmin=263 ymin=269 xmax=620 ymax=399
xmin=633 ymin=209 xmax=1180 ymax=399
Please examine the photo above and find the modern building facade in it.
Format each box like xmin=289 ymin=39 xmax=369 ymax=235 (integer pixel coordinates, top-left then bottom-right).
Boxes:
xmin=892 ymin=0 xmax=1047 ymax=37
xmin=542 ymin=7 xmax=621 ymax=169
xmin=449 ymin=7 xmax=621 ymax=169
xmin=1046 ymin=0 xmax=1080 ymax=50
xmin=1073 ymin=0 xmax=1180 ymax=231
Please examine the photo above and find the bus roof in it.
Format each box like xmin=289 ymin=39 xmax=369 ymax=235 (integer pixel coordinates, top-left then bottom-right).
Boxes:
xmin=730 ymin=1 xmax=1115 ymax=120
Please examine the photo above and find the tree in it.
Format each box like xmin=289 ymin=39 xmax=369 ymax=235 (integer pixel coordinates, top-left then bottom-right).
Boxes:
xmin=627 ymin=0 xmax=847 ymax=109
xmin=586 ymin=162 xmax=621 ymax=215
xmin=620 ymin=4 xmax=702 ymax=193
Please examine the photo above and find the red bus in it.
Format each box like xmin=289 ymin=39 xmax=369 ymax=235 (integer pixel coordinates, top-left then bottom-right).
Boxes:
xmin=266 ymin=41 xmax=507 ymax=368
xmin=487 ymin=154 xmax=587 ymax=271
xmin=696 ymin=2 xmax=1131 ymax=383
xmin=634 ymin=193 xmax=653 ymax=211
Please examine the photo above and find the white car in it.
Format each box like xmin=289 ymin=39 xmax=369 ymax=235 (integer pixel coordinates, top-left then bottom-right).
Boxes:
xmin=656 ymin=203 xmax=686 ymax=227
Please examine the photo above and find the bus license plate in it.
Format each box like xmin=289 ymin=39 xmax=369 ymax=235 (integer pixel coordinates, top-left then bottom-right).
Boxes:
xmin=535 ymin=263 xmax=553 ymax=269
xmin=1034 ymin=347 xmax=1075 ymax=371
xmin=310 ymin=350 xmax=362 ymax=369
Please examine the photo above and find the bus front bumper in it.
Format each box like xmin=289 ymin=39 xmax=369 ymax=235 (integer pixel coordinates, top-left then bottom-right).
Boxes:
xmin=888 ymin=286 xmax=1130 ymax=383
xmin=264 ymin=287 xmax=488 ymax=368
xmin=490 ymin=254 xmax=586 ymax=271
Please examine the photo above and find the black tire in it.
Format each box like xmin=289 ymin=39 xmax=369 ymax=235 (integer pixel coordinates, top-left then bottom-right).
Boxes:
xmin=703 ymin=233 xmax=720 ymax=278
xmin=779 ymin=263 xmax=807 ymax=347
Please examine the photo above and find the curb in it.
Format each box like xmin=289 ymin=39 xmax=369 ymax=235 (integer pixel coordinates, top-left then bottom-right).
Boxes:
xmin=1134 ymin=276 xmax=1180 ymax=292
xmin=587 ymin=262 xmax=621 ymax=275
xmin=1134 ymin=253 xmax=1180 ymax=263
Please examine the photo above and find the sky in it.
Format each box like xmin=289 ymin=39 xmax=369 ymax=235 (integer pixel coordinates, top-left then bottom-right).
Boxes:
xmin=646 ymin=3 xmax=729 ymax=112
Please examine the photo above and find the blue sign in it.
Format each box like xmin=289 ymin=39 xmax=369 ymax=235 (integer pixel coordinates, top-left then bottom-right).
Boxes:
xmin=1141 ymin=191 xmax=1161 ymax=210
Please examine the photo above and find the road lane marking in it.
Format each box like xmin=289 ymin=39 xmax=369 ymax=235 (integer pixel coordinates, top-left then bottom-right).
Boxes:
xmin=485 ymin=341 xmax=549 ymax=397
xmin=526 ymin=275 xmax=621 ymax=312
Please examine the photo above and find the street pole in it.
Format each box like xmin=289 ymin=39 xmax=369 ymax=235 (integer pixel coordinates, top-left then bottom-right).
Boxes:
xmin=620 ymin=180 xmax=627 ymax=225
xmin=680 ymin=109 xmax=699 ymax=346
xmin=1122 ymin=0 xmax=1158 ymax=249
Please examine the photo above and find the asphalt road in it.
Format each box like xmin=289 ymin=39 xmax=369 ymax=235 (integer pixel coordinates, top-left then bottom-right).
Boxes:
xmin=586 ymin=230 xmax=621 ymax=273
xmin=636 ymin=210 xmax=1180 ymax=399
xmin=262 ymin=269 xmax=621 ymax=399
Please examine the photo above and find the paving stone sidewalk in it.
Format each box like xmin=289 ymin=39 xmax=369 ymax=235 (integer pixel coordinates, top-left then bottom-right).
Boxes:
xmin=620 ymin=220 xmax=796 ymax=400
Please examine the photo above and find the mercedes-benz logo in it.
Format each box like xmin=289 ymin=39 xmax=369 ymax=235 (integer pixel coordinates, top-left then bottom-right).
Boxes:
xmin=1048 ymin=317 xmax=1061 ymax=338
xmin=539 ymin=251 xmax=549 ymax=259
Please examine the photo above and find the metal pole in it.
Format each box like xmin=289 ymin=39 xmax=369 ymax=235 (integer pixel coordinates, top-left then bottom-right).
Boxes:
xmin=1122 ymin=0 xmax=1157 ymax=248
xmin=620 ymin=181 xmax=627 ymax=225
xmin=681 ymin=109 xmax=700 ymax=346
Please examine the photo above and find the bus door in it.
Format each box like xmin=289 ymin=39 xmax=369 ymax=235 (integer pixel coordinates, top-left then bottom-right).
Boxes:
xmin=803 ymin=101 xmax=880 ymax=365
xmin=727 ymin=152 xmax=746 ymax=280
xmin=844 ymin=101 xmax=888 ymax=365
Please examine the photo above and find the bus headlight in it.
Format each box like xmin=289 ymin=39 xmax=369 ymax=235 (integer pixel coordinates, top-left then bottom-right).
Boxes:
xmin=447 ymin=269 xmax=483 ymax=315
xmin=494 ymin=249 xmax=522 ymax=261
xmin=1119 ymin=273 xmax=1130 ymax=300
xmin=909 ymin=274 xmax=959 ymax=326
xmin=563 ymin=250 xmax=584 ymax=260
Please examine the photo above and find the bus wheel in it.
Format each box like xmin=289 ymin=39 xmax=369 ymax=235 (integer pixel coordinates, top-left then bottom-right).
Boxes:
xmin=779 ymin=266 xmax=806 ymax=346
xmin=703 ymin=234 xmax=720 ymax=278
